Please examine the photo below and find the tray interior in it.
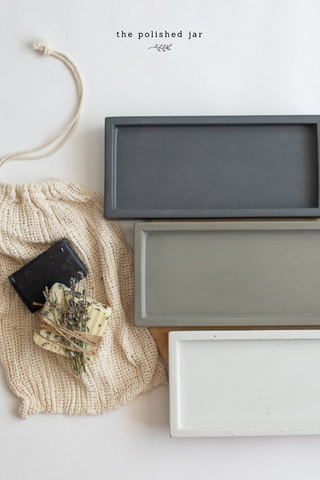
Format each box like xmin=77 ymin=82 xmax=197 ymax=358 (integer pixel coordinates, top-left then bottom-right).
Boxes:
xmin=136 ymin=223 xmax=320 ymax=326
xmin=169 ymin=331 xmax=320 ymax=437
xmin=113 ymin=123 xmax=318 ymax=211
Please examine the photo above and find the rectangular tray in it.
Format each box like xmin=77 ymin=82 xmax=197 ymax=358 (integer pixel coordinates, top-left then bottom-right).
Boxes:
xmin=105 ymin=115 xmax=320 ymax=219
xmin=135 ymin=221 xmax=320 ymax=327
xmin=169 ymin=330 xmax=320 ymax=437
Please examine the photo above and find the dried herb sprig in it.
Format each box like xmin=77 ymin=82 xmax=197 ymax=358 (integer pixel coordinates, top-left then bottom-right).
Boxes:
xmin=148 ymin=43 xmax=172 ymax=52
xmin=43 ymin=273 xmax=91 ymax=376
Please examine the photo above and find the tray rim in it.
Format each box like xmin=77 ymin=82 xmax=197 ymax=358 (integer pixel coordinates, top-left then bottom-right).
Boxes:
xmin=104 ymin=115 xmax=320 ymax=219
xmin=134 ymin=220 xmax=320 ymax=327
xmin=169 ymin=330 xmax=320 ymax=437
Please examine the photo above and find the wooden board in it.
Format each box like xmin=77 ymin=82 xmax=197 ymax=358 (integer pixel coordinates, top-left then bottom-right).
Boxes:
xmin=150 ymin=325 xmax=320 ymax=364
xmin=147 ymin=218 xmax=320 ymax=361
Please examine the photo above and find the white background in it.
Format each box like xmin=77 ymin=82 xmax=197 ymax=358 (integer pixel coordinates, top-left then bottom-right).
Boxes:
xmin=1 ymin=1 xmax=320 ymax=478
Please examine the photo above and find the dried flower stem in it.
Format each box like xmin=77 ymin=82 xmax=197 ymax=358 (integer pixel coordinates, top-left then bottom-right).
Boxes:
xmin=41 ymin=274 xmax=96 ymax=376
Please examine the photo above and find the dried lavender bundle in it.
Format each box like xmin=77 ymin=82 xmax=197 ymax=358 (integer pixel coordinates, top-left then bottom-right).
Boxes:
xmin=35 ymin=275 xmax=111 ymax=376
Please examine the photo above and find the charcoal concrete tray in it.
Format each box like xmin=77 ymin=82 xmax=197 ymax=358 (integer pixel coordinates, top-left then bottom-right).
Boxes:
xmin=105 ymin=116 xmax=320 ymax=219
xmin=169 ymin=330 xmax=320 ymax=437
xmin=134 ymin=221 xmax=320 ymax=327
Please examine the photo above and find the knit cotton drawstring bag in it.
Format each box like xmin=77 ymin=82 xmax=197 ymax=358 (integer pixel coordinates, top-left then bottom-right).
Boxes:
xmin=0 ymin=39 xmax=167 ymax=419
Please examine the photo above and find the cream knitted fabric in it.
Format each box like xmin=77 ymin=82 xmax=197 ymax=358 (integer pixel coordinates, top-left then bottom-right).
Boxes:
xmin=0 ymin=39 xmax=167 ymax=418
xmin=0 ymin=179 xmax=167 ymax=418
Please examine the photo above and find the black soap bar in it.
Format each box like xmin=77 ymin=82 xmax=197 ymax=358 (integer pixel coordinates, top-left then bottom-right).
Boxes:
xmin=9 ymin=239 xmax=88 ymax=313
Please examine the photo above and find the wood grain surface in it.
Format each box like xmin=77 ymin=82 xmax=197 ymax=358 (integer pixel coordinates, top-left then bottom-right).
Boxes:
xmin=150 ymin=325 xmax=320 ymax=364
xmin=148 ymin=217 xmax=320 ymax=364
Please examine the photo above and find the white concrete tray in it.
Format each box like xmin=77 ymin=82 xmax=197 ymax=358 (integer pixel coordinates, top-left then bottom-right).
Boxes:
xmin=169 ymin=330 xmax=320 ymax=437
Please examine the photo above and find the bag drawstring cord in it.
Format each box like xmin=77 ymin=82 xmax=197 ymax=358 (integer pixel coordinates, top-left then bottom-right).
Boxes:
xmin=0 ymin=39 xmax=83 ymax=174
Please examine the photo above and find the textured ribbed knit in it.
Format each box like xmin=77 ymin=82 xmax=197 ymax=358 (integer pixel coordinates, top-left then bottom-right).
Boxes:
xmin=0 ymin=179 xmax=167 ymax=418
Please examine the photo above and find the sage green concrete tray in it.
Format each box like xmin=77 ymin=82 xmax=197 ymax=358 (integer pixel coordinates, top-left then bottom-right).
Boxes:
xmin=134 ymin=221 xmax=320 ymax=327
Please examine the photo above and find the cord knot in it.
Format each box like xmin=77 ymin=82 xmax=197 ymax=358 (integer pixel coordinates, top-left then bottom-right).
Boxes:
xmin=32 ymin=38 xmax=51 ymax=56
